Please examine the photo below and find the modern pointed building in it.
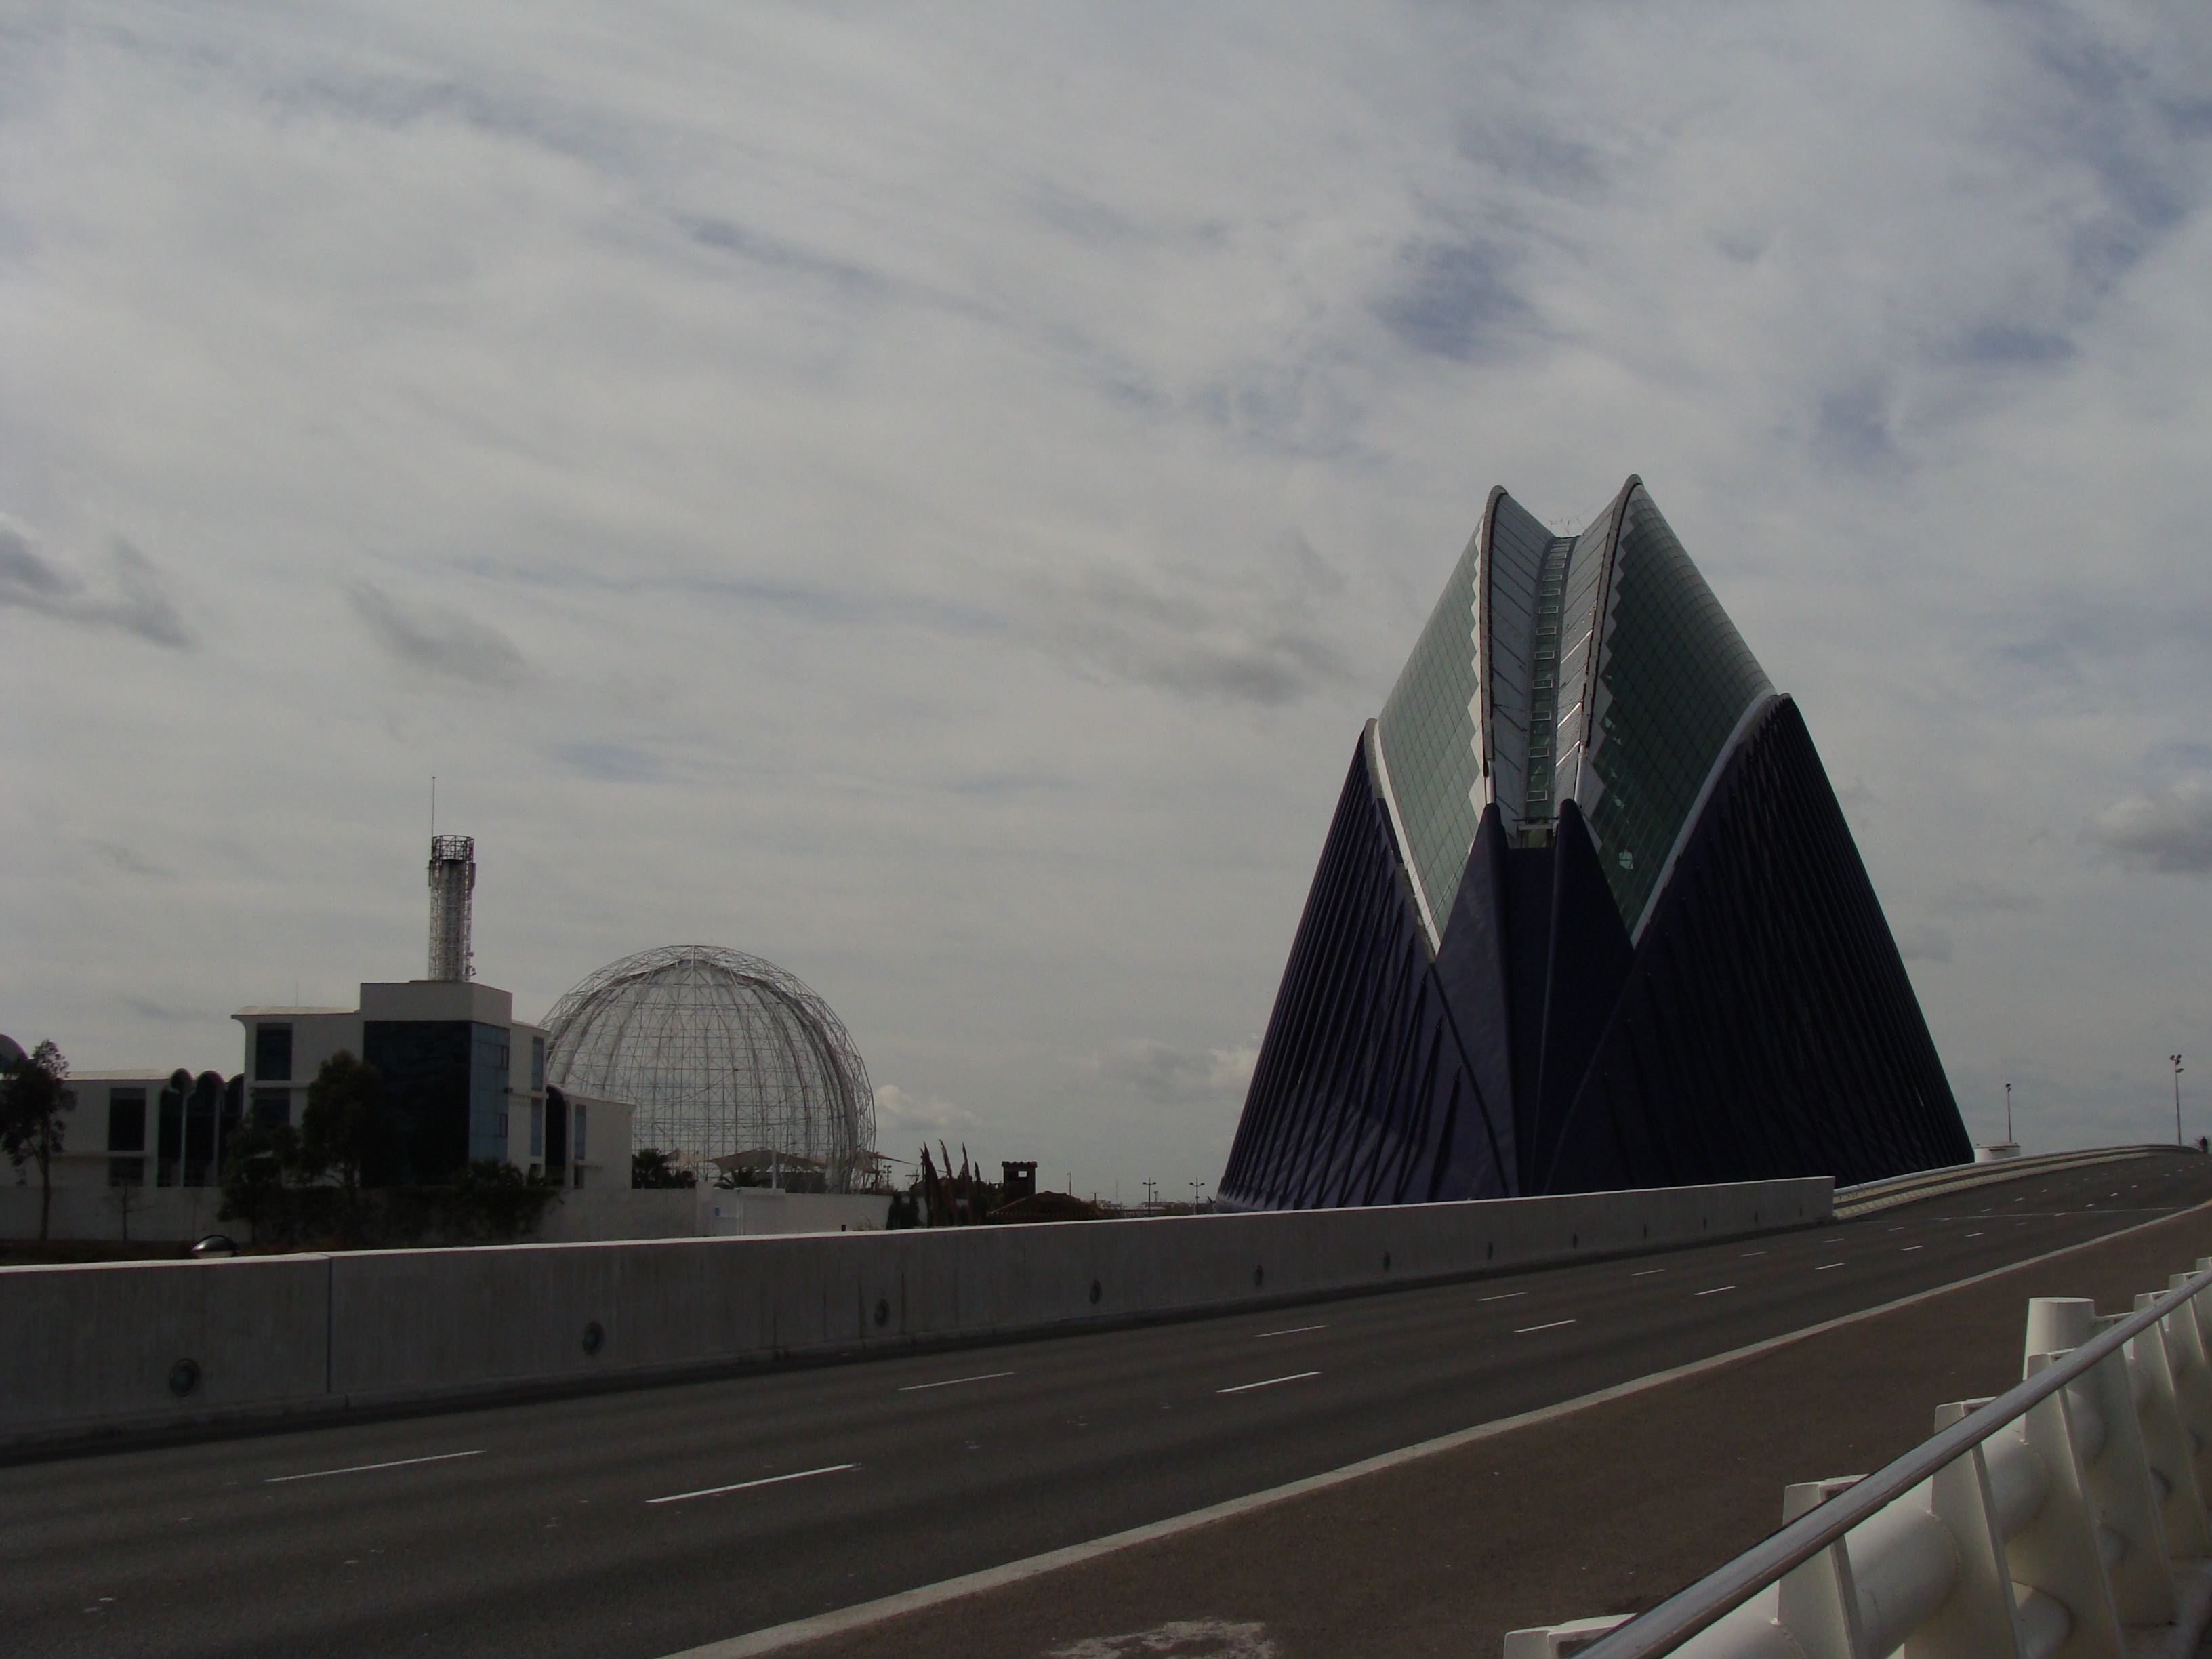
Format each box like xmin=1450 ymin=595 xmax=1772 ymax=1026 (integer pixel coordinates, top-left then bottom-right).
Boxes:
xmin=1218 ymin=477 xmax=1968 ymax=1208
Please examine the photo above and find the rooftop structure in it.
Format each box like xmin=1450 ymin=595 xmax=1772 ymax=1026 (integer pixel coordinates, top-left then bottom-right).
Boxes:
xmin=542 ymin=947 xmax=876 ymax=1191
xmin=1220 ymin=476 xmax=1969 ymax=1209
xmin=426 ymin=834 xmax=476 ymax=982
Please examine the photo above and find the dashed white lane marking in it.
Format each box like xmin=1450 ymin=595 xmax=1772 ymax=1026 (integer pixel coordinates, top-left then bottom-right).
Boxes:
xmin=1739 ymin=1250 xmax=1767 ymax=1258
xmin=1477 ymin=1291 xmax=1525 ymax=1302
xmin=1217 ymin=1372 xmax=1321 ymax=1395
xmin=1816 ymin=1263 xmax=1844 ymax=1271
xmin=897 ymin=1372 xmax=1014 ymax=1392
xmin=266 ymin=1450 xmax=483 ymax=1484
xmin=1694 ymin=1285 xmax=1737 ymax=1296
xmin=1901 ymin=1246 xmax=1923 ymax=1252
xmin=1631 ymin=1268 xmax=1666 ymax=1277
xmin=1251 ymin=1324 xmax=1328 ymax=1340
xmin=1966 ymin=1231 xmax=1985 ymax=1237
xmin=649 ymin=1465 xmax=857 ymax=1504
xmin=1515 ymin=1319 xmax=1576 ymax=1334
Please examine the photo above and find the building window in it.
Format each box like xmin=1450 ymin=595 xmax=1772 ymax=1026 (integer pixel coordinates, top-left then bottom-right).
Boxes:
xmin=255 ymin=1023 xmax=293 ymax=1082
xmin=529 ymin=1100 xmax=544 ymax=1158
xmin=252 ymin=1089 xmax=291 ymax=1129
xmin=573 ymin=1103 xmax=588 ymax=1162
xmin=107 ymin=1088 xmax=147 ymax=1153
xmin=531 ymin=1035 xmax=545 ymax=1092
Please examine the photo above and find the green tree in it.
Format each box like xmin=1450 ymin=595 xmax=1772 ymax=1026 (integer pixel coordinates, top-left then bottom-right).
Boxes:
xmin=299 ymin=1051 xmax=389 ymax=1218
xmin=632 ymin=1147 xmax=695 ymax=1189
xmin=2 ymin=1040 xmax=75 ymax=1240
xmin=218 ymin=1114 xmax=303 ymax=1243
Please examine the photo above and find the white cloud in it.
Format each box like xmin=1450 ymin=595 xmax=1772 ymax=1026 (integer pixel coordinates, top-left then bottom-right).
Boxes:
xmin=874 ymin=1084 xmax=979 ymax=1143
xmin=5 ymin=0 xmax=2212 ymax=1184
xmin=1091 ymin=1040 xmax=1258 ymax=1100
xmin=0 ymin=520 xmax=191 ymax=648
xmin=348 ymin=582 xmax=529 ymax=687
xmin=1893 ymin=924 xmax=1954 ymax=964
xmin=2086 ymin=783 xmax=2212 ymax=874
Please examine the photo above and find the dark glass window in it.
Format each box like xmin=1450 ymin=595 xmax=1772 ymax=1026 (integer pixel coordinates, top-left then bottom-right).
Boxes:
xmin=183 ymin=1080 xmax=218 ymax=1187
xmin=107 ymin=1088 xmax=147 ymax=1153
xmin=252 ymin=1088 xmax=291 ymax=1129
xmin=531 ymin=1034 xmax=545 ymax=1092
xmin=254 ymin=1023 xmax=293 ymax=1082
xmin=157 ymin=1088 xmax=183 ymax=1187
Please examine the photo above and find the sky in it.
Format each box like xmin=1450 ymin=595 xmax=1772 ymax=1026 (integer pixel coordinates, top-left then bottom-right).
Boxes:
xmin=5 ymin=1 xmax=2212 ymax=1197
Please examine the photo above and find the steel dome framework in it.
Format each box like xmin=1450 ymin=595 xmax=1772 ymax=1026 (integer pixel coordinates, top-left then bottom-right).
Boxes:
xmin=542 ymin=947 xmax=876 ymax=1189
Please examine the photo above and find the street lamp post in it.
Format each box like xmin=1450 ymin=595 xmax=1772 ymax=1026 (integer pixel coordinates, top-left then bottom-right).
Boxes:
xmin=2005 ymin=1082 xmax=2013 ymax=1146
xmin=2175 ymin=1055 xmax=2186 ymax=1147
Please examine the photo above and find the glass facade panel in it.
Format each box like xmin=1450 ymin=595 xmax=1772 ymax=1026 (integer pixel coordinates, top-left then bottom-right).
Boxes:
xmin=1376 ymin=527 xmax=1481 ymax=933
xmin=469 ymin=1023 xmax=511 ymax=1164
xmin=1582 ymin=487 xmax=1771 ymax=928
xmin=1481 ymin=493 xmax=1554 ymax=835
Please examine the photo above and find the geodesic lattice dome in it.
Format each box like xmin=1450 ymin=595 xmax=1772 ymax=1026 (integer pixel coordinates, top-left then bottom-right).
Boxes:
xmin=541 ymin=947 xmax=876 ymax=1189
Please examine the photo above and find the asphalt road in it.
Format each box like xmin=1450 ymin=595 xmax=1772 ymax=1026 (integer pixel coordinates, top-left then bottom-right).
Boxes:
xmin=10 ymin=1153 xmax=2211 ymax=1659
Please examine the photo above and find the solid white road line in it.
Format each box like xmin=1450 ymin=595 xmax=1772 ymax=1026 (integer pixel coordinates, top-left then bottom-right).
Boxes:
xmin=1694 ymin=1285 xmax=1736 ymax=1296
xmin=649 ymin=1465 xmax=857 ymax=1504
xmin=897 ymin=1372 xmax=1014 ymax=1392
xmin=266 ymin=1450 xmax=484 ymax=1484
xmin=1251 ymin=1324 xmax=1328 ymax=1340
xmin=1217 ymin=1372 xmax=1320 ymax=1395
xmin=1477 ymin=1291 xmax=1525 ymax=1302
xmin=1514 ymin=1319 xmax=1575 ymax=1334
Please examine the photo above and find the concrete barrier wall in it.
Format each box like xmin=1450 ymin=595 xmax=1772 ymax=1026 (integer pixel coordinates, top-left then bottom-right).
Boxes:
xmin=1 ymin=1178 xmax=1828 ymax=1444
xmin=0 ymin=1255 xmax=327 ymax=1436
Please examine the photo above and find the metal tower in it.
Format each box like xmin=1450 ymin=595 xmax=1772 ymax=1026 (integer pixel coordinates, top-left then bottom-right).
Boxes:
xmin=426 ymin=835 xmax=476 ymax=981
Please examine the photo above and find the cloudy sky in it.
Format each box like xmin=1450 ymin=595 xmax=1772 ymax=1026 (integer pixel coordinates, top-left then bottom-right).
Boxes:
xmin=5 ymin=1 xmax=2211 ymax=1195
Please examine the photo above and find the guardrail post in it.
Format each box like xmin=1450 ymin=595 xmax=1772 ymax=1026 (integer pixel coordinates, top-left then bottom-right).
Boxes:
xmin=1501 ymin=1616 xmax=1633 ymax=1658
xmin=2161 ymin=1273 xmax=2212 ymax=1498
xmin=2057 ymin=1342 xmax=2177 ymax=1626
xmin=2003 ymin=1386 xmax=2127 ymax=1659
xmin=1915 ymin=1403 xmax=2027 ymax=1659
xmin=1778 ymin=1478 xmax=1868 ymax=1659
xmin=2125 ymin=1294 xmax=2212 ymax=1559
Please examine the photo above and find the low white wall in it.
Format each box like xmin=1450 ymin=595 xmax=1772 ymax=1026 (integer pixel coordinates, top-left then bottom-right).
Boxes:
xmin=0 ymin=1178 xmax=1828 ymax=1445
xmin=703 ymin=1191 xmax=894 ymax=1235
xmin=531 ymin=1189 xmax=701 ymax=1243
xmin=0 ymin=1184 xmax=239 ymax=1245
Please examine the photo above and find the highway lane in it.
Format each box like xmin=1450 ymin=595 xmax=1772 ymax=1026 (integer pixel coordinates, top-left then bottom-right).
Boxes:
xmin=8 ymin=1152 xmax=2211 ymax=1659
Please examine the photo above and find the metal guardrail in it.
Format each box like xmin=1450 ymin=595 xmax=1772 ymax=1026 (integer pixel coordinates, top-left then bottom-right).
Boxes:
xmin=1830 ymin=1145 xmax=2168 ymax=1220
xmin=1509 ymin=1257 xmax=2212 ymax=1659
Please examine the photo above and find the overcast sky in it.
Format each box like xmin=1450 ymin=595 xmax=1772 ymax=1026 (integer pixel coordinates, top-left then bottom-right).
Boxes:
xmin=6 ymin=1 xmax=2212 ymax=1196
